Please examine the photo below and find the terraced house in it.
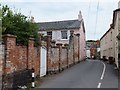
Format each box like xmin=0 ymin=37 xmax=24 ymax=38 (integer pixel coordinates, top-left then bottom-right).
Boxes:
xmin=100 ymin=6 xmax=120 ymax=69
xmin=36 ymin=11 xmax=86 ymax=61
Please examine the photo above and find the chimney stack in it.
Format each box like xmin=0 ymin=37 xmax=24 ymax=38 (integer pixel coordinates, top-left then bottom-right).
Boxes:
xmin=78 ymin=10 xmax=83 ymax=21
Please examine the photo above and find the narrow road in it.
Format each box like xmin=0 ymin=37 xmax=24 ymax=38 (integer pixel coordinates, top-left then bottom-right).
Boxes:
xmin=38 ymin=59 xmax=118 ymax=88
xmin=0 ymin=76 xmax=2 ymax=90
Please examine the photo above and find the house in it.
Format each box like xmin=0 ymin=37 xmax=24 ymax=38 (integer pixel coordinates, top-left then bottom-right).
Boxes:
xmin=100 ymin=7 xmax=120 ymax=68
xmin=86 ymin=40 xmax=100 ymax=59
xmin=36 ymin=11 xmax=86 ymax=61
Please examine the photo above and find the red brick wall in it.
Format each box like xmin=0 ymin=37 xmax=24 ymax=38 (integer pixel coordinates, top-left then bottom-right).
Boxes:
xmin=2 ymin=34 xmax=40 ymax=76
xmin=90 ymin=48 xmax=97 ymax=58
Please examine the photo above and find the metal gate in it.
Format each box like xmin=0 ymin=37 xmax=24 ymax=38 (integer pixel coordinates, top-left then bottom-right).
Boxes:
xmin=40 ymin=47 xmax=47 ymax=77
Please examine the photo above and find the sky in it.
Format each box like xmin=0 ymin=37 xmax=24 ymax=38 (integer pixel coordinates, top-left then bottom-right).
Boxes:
xmin=1 ymin=0 xmax=120 ymax=40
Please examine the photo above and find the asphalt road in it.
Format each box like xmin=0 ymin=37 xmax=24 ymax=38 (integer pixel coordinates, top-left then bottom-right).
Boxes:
xmin=38 ymin=59 xmax=118 ymax=88
xmin=0 ymin=76 xmax=2 ymax=90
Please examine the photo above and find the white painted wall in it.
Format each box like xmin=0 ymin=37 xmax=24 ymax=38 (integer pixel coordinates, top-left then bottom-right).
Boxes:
xmin=39 ymin=30 xmax=71 ymax=45
xmin=86 ymin=50 xmax=90 ymax=58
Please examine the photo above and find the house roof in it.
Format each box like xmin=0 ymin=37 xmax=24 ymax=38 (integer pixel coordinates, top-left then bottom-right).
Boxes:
xmin=100 ymin=26 xmax=112 ymax=40
xmin=36 ymin=19 xmax=81 ymax=31
xmin=100 ymin=8 xmax=120 ymax=41
xmin=112 ymin=8 xmax=120 ymax=29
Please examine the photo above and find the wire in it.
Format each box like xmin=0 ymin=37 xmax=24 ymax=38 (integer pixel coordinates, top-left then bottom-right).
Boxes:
xmin=94 ymin=0 xmax=99 ymax=40
xmin=86 ymin=0 xmax=91 ymax=40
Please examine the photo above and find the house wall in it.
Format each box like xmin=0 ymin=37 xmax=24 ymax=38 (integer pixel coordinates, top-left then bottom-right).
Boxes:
xmin=39 ymin=30 xmax=71 ymax=45
xmin=74 ymin=22 xmax=86 ymax=61
xmin=52 ymin=30 xmax=70 ymax=45
xmin=114 ymin=11 xmax=120 ymax=68
xmin=100 ymin=28 xmax=114 ymax=60
xmin=100 ymin=10 xmax=120 ymax=68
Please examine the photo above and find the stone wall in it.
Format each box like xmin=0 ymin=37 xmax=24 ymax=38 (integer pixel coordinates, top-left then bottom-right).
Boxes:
xmin=47 ymin=32 xmax=81 ymax=73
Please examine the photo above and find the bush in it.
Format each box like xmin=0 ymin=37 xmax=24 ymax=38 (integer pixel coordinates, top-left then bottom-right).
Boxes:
xmin=2 ymin=5 xmax=39 ymax=46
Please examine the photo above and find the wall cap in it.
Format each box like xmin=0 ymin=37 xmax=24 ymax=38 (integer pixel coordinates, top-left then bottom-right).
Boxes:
xmin=29 ymin=38 xmax=34 ymax=41
xmin=2 ymin=34 xmax=17 ymax=38
xmin=56 ymin=43 xmax=63 ymax=46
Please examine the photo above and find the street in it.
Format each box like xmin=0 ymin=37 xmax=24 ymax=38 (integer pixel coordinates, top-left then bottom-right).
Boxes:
xmin=0 ymin=77 xmax=2 ymax=90
xmin=38 ymin=59 xmax=118 ymax=88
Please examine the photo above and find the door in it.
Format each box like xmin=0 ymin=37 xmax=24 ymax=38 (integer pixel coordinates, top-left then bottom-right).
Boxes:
xmin=40 ymin=47 xmax=47 ymax=77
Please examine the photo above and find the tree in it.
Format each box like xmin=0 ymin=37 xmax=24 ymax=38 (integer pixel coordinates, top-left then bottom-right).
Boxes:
xmin=2 ymin=5 xmax=39 ymax=46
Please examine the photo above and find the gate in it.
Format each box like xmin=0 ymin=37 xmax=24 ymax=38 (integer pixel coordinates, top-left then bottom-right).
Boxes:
xmin=0 ymin=43 xmax=4 ymax=90
xmin=40 ymin=47 xmax=47 ymax=77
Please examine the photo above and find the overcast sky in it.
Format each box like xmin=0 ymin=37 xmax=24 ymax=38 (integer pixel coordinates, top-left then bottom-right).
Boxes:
xmin=2 ymin=0 xmax=120 ymax=40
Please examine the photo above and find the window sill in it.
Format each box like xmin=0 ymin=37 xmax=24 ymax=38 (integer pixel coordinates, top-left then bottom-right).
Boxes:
xmin=60 ymin=39 xmax=69 ymax=40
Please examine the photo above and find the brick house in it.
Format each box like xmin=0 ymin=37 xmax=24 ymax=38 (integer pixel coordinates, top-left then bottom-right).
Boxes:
xmin=36 ymin=11 xmax=86 ymax=60
xmin=86 ymin=40 xmax=100 ymax=59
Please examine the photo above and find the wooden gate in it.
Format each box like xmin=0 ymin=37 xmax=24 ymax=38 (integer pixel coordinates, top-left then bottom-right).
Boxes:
xmin=40 ymin=47 xmax=47 ymax=77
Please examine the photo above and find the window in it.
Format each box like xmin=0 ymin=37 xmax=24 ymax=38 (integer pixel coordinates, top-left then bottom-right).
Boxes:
xmin=111 ymin=31 xmax=112 ymax=41
xmin=61 ymin=31 xmax=68 ymax=39
xmin=47 ymin=31 xmax=52 ymax=38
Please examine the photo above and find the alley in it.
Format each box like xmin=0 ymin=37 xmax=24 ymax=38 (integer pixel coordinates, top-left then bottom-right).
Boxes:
xmin=38 ymin=60 xmax=118 ymax=88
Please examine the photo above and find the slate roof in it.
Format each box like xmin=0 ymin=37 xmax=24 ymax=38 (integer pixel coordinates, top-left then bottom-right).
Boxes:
xmin=36 ymin=19 xmax=81 ymax=31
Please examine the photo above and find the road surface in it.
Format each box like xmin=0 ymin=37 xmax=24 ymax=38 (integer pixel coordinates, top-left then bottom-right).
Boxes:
xmin=38 ymin=59 xmax=118 ymax=88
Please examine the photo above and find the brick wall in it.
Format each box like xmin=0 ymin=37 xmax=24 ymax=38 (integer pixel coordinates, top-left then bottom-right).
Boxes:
xmin=2 ymin=34 xmax=40 ymax=88
xmin=2 ymin=35 xmax=40 ymax=76
xmin=47 ymin=33 xmax=80 ymax=73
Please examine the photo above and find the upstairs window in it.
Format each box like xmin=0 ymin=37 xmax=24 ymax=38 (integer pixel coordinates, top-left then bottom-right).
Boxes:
xmin=61 ymin=31 xmax=68 ymax=39
xmin=47 ymin=31 xmax=52 ymax=38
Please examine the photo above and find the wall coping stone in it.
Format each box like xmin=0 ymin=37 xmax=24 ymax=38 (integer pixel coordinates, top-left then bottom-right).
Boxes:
xmin=2 ymin=34 xmax=17 ymax=38
xmin=29 ymin=38 xmax=34 ymax=41
xmin=56 ymin=43 xmax=63 ymax=46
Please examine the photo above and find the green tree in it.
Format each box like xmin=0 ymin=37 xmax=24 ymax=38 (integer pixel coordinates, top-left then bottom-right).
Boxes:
xmin=2 ymin=5 xmax=39 ymax=46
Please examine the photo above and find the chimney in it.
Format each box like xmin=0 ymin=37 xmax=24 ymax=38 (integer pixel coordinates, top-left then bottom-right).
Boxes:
xmin=78 ymin=10 xmax=82 ymax=21
xmin=118 ymin=1 xmax=120 ymax=8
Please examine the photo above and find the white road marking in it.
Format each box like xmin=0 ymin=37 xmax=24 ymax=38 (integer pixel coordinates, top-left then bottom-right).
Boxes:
xmin=87 ymin=59 xmax=106 ymax=88
xmin=100 ymin=61 xmax=106 ymax=80
xmin=87 ymin=60 xmax=106 ymax=80
xmin=97 ymin=83 xmax=101 ymax=88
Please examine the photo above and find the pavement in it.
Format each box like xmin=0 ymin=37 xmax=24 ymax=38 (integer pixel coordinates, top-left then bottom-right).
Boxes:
xmin=37 ymin=59 xmax=118 ymax=88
